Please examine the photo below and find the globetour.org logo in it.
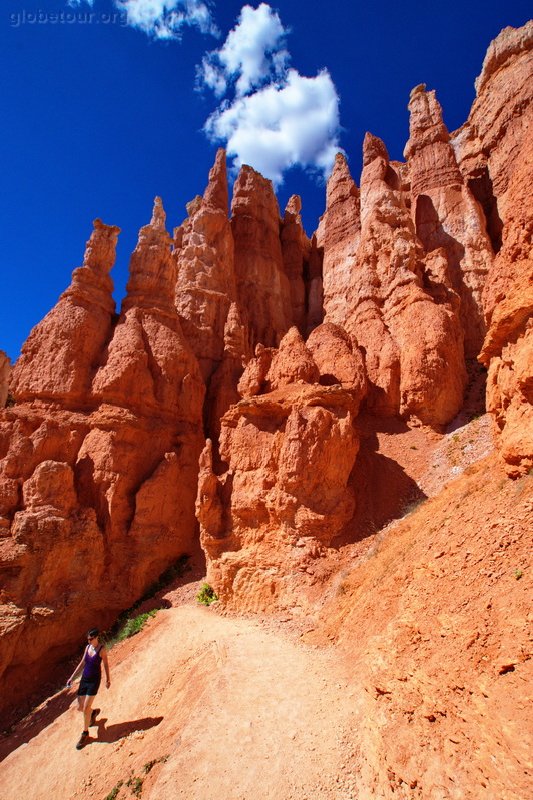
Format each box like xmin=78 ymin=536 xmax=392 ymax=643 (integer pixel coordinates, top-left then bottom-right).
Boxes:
xmin=9 ymin=9 xmax=128 ymax=27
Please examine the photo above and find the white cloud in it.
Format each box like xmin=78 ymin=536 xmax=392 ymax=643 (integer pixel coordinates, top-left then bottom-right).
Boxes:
xmin=200 ymin=4 xmax=289 ymax=97
xmin=205 ymin=68 xmax=341 ymax=186
xmin=68 ymin=0 xmax=218 ymax=39
xmin=199 ymin=5 xmax=341 ymax=186
xmin=115 ymin=0 xmax=219 ymax=39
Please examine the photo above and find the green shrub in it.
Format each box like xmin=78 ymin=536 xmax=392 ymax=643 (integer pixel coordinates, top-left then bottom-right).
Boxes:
xmin=400 ymin=497 xmax=426 ymax=517
xmin=104 ymin=782 xmax=123 ymax=800
xmin=126 ymin=776 xmax=143 ymax=797
xmin=196 ymin=583 xmax=218 ymax=606
xmin=115 ymin=609 xmax=158 ymax=643
xmin=139 ymin=555 xmax=189 ymax=604
xmin=104 ymin=556 xmax=190 ymax=648
xmin=143 ymin=755 xmax=168 ymax=774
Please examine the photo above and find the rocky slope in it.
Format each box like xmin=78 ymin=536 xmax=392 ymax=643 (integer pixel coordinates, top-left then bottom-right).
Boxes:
xmin=0 ymin=22 xmax=531 ymax=730
xmin=0 ymin=446 xmax=530 ymax=800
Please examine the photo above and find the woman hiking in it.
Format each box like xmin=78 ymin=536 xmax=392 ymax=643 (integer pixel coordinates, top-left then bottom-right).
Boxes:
xmin=67 ymin=627 xmax=111 ymax=749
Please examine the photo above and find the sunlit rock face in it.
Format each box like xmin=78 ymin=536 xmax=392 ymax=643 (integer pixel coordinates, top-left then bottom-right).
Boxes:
xmin=0 ymin=206 xmax=205 ymax=719
xmin=197 ymin=328 xmax=366 ymax=612
xmin=231 ymin=165 xmax=293 ymax=351
xmin=174 ymin=149 xmax=238 ymax=384
xmin=470 ymin=23 xmax=533 ymax=476
xmin=319 ymin=137 xmax=467 ymax=425
xmin=11 ymin=219 xmax=119 ymax=408
xmin=317 ymin=152 xmax=361 ymax=328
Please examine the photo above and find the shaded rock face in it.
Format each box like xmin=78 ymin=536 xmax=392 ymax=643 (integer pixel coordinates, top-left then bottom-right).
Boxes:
xmin=0 ymin=207 xmax=205 ymax=718
xmin=197 ymin=329 xmax=364 ymax=610
xmin=405 ymin=87 xmax=494 ymax=358
xmin=280 ymin=195 xmax=310 ymax=336
xmin=0 ymin=352 xmax=10 ymax=408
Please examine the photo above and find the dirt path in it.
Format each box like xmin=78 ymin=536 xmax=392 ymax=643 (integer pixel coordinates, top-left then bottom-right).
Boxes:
xmin=0 ymin=604 xmax=361 ymax=800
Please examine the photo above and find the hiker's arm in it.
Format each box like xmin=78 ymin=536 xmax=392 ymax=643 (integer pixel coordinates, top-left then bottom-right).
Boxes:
xmin=101 ymin=647 xmax=111 ymax=687
xmin=67 ymin=648 xmax=86 ymax=686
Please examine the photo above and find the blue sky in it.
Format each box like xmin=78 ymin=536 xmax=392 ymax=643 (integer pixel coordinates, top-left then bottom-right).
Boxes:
xmin=1 ymin=0 xmax=531 ymax=361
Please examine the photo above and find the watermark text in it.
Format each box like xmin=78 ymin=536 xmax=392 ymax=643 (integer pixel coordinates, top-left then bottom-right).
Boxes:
xmin=9 ymin=9 xmax=128 ymax=28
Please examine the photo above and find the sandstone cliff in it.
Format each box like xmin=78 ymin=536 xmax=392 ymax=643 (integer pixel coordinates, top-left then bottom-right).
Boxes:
xmin=458 ymin=22 xmax=533 ymax=476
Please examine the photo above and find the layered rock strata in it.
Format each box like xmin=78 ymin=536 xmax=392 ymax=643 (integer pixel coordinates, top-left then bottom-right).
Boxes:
xmin=0 ymin=206 xmax=205 ymax=717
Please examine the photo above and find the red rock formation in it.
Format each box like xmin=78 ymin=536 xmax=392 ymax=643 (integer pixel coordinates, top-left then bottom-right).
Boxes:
xmin=0 ymin=205 xmax=205 ymax=719
xmin=448 ymin=22 xmax=533 ymax=476
xmin=473 ymin=25 xmax=533 ymax=476
xmin=341 ymin=134 xmax=467 ymax=425
xmin=174 ymin=149 xmax=239 ymax=383
xmin=280 ymin=195 xmax=309 ymax=335
xmin=0 ymin=351 xmax=10 ymax=408
xmin=317 ymin=153 xmax=361 ymax=327
xmin=405 ymin=86 xmax=494 ymax=357
xmin=306 ymin=323 xmax=367 ymax=413
xmin=2 ymin=22 xmax=532 ymax=724
xmin=11 ymin=220 xmax=119 ymax=407
xmin=453 ymin=22 xmax=533 ymax=248
xmin=198 ymin=385 xmax=359 ymax=611
xmin=197 ymin=329 xmax=361 ymax=610
xmin=306 ymin=234 xmax=324 ymax=335
xmin=231 ymin=165 xmax=293 ymax=350
xmin=206 ymin=301 xmax=250 ymax=452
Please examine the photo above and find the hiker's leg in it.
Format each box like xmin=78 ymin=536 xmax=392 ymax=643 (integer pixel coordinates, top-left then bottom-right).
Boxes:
xmin=83 ymin=694 xmax=95 ymax=732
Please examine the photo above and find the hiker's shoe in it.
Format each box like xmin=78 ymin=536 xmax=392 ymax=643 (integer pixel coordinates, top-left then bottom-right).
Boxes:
xmin=90 ymin=709 xmax=99 ymax=726
xmin=76 ymin=730 xmax=89 ymax=750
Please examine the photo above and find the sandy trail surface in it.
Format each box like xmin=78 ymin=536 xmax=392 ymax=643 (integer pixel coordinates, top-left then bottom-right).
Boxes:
xmin=0 ymin=604 xmax=361 ymax=800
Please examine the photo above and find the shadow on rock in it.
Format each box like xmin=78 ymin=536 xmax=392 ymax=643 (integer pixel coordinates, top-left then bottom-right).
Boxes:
xmin=335 ymin=415 xmax=427 ymax=546
xmin=91 ymin=715 xmax=163 ymax=744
